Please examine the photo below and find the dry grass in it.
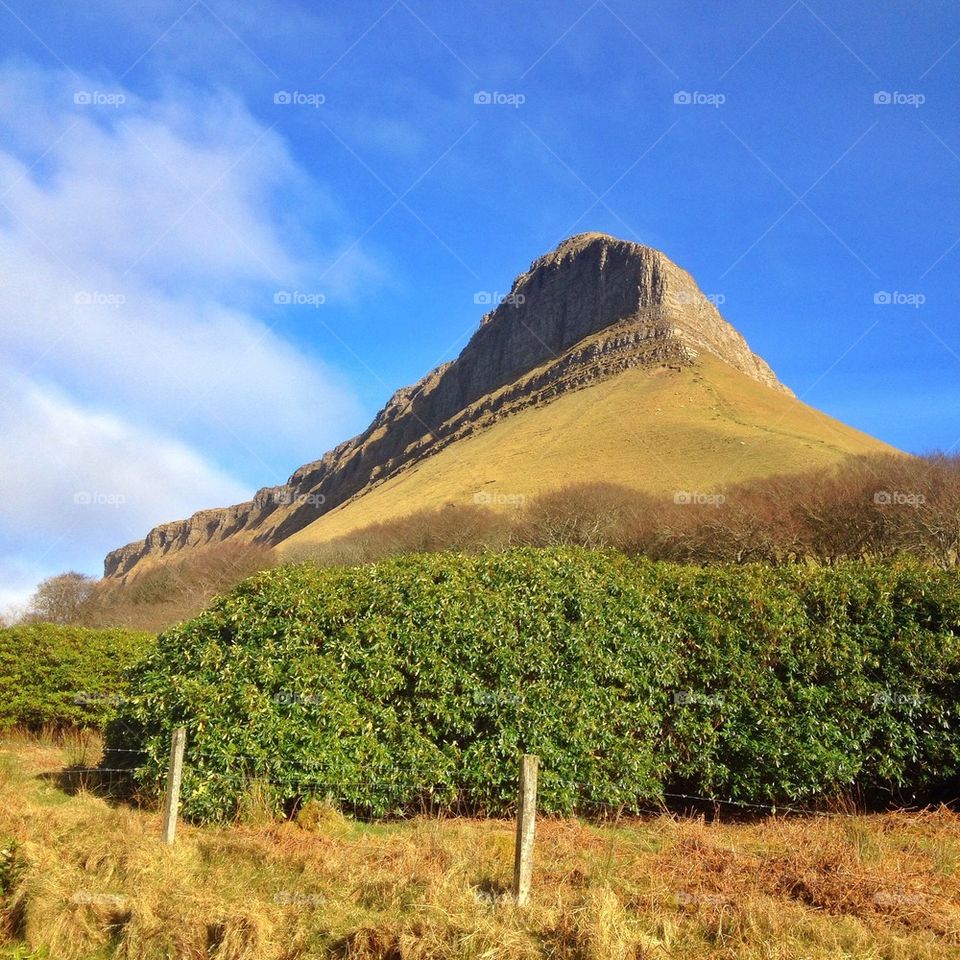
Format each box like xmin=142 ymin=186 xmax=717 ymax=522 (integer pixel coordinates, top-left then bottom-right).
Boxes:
xmin=1 ymin=735 xmax=958 ymax=959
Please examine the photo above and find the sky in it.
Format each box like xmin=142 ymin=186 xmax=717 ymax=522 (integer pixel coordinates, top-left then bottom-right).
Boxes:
xmin=1 ymin=0 xmax=958 ymax=614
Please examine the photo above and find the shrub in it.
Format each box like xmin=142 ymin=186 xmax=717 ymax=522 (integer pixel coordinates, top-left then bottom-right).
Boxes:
xmin=0 ymin=624 xmax=152 ymax=729
xmin=292 ymin=453 xmax=960 ymax=568
xmin=105 ymin=549 xmax=960 ymax=823
xmin=284 ymin=503 xmax=516 ymax=566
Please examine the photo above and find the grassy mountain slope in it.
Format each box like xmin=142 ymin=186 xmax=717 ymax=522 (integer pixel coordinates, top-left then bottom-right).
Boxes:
xmin=279 ymin=354 xmax=895 ymax=553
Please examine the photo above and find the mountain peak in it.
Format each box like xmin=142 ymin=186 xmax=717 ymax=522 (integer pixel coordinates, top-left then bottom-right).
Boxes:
xmin=473 ymin=231 xmax=786 ymax=398
xmin=524 ymin=230 xmax=642 ymax=276
xmin=553 ymin=230 xmax=621 ymax=252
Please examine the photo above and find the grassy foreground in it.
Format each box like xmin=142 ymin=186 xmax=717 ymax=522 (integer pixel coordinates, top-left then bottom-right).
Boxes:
xmin=1 ymin=733 xmax=959 ymax=959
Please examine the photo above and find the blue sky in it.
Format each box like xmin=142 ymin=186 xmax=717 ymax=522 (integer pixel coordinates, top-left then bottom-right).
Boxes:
xmin=1 ymin=0 xmax=958 ymax=610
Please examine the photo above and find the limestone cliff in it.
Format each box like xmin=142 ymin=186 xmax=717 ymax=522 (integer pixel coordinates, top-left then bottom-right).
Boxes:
xmin=104 ymin=233 xmax=790 ymax=578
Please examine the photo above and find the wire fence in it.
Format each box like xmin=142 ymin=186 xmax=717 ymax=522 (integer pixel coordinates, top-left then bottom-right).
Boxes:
xmin=53 ymin=743 xmax=931 ymax=823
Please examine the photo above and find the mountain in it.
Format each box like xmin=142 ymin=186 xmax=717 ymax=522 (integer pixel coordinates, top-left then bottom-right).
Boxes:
xmin=104 ymin=233 xmax=893 ymax=578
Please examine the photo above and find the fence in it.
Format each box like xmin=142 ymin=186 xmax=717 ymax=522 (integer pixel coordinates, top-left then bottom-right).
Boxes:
xmin=82 ymin=729 xmax=542 ymax=905
xmin=159 ymin=729 xmax=542 ymax=904
xmin=67 ymin=724 xmax=928 ymax=907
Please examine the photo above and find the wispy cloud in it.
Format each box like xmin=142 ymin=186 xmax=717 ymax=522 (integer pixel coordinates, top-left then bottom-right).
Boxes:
xmin=0 ymin=60 xmax=379 ymax=610
xmin=0 ymin=364 xmax=250 ymax=559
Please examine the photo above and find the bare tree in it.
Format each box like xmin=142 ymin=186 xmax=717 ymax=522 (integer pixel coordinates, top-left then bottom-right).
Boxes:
xmin=27 ymin=571 xmax=97 ymax=624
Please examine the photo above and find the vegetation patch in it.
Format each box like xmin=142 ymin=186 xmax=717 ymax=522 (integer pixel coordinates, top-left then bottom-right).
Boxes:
xmin=106 ymin=548 xmax=960 ymax=823
xmin=0 ymin=625 xmax=152 ymax=729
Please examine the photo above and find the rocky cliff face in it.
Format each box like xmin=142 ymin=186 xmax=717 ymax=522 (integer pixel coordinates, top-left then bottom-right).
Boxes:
xmin=103 ymin=233 xmax=790 ymax=578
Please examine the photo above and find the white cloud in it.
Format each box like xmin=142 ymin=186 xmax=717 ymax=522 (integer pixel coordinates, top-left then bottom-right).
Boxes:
xmin=0 ymin=60 xmax=379 ymax=602
xmin=72 ymin=0 xmax=336 ymax=92
xmin=0 ymin=557 xmax=48 ymax=625
xmin=0 ymin=366 xmax=250 ymax=576
xmin=0 ymin=64 xmax=371 ymax=463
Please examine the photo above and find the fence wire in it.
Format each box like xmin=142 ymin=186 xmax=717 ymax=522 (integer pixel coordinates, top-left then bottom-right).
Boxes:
xmin=63 ymin=759 xmax=930 ymax=821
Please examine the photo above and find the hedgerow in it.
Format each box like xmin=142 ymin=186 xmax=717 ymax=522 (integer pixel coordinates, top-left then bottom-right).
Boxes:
xmin=105 ymin=549 xmax=960 ymax=822
xmin=0 ymin=624 xmax=152 ymax=729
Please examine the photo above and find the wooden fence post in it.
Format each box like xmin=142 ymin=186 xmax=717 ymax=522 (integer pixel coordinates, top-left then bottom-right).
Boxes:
xmin=512 ymin=753 xmax=538 ymax=906
xmin=161 ymin=726 xmax=186 ymax=845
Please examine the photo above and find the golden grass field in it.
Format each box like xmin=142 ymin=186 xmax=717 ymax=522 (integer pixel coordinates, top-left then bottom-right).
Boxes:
xmin=2 ymin=731 xmax=957 ymax=960
xmin=280 ymin=356 xmax=895 ymax=552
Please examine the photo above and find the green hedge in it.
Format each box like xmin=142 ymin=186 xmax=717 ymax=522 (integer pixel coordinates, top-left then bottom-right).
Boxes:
xmin=105 ymin=549 xmax=960 ymax=822
xmin=0 ymin=624 xmax=152 ymax=729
